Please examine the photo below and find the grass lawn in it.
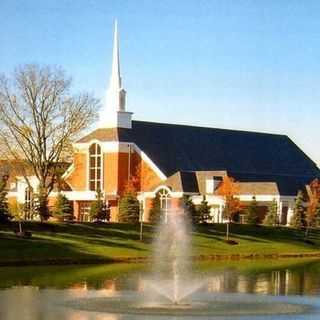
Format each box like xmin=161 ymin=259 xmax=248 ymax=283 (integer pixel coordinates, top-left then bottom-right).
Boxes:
xmin=0 ymin=222 xmax=320 ymax=265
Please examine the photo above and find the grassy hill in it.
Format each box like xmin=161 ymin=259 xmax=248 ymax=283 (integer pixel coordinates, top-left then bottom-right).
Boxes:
xmin=0 ymin=222 xmax=320 ymax=265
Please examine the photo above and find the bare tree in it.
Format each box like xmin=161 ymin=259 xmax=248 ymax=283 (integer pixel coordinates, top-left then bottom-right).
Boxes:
xmin=0 ymin=64 xmax=99 ymax=220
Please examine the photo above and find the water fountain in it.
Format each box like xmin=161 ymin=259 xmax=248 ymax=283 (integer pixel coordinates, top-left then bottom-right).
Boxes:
xmin=144 ymin=207 xmax=205 ymax=306
xmin=65 ymin=206 xmax=316 ymax=318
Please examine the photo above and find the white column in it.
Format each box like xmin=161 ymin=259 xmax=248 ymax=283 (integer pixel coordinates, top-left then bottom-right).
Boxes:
xmin=287 ymin=201 xmax=295 ymax=226
xmin=210 ymin=207 xmax=216 ymax=223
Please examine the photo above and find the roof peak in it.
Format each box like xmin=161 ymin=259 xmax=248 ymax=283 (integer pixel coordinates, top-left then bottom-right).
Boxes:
xmin=131 ymin=120 xmax=287 ymax=137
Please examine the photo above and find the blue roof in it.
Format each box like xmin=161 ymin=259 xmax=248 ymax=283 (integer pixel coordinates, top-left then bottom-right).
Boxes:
xmin=79 ymin=120 xmax=320 ymax=195
xmin=127 ymin=121 xmax=319 ymax=178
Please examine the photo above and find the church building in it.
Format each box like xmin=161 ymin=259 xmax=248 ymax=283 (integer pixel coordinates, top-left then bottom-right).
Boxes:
xmin=6 ymin=23 xmax=320 ymax=224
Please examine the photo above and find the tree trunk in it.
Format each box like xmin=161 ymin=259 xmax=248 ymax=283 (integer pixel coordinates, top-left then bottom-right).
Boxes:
xmin=38 ymin=187 xmax=50 ymax=222
xmin=226 ymin=221 xmax=230 ymax=240
xmin=139 ymin=204 xmax=143 ymax=241
xmin=18 ymin=219 xmax=23 ymax=233
xmin=304 ymin=226 xmax=309 ymax=240
xmin=140 ymin=220 xmax=143 ymax=241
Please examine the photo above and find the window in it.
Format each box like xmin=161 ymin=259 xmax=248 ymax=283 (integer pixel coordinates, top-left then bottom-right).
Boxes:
xmin=79 ymin=202 xmax=91 ymax=222
xmin=89 ymin=143 xmax=102 ymax=191
xmin=24 ymin=187 xmax=33 ymax=220
xmin=158 ymin=188 xmax=171 ymax=223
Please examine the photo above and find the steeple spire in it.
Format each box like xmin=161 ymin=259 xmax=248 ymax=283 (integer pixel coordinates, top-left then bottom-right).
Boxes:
xmin=110 ymin=20 xmax=121 ymax=91
xmin=99 ymin=20 xmax=132 ymax=129
xmin=106 ymin=19 xmax=126 ymax=112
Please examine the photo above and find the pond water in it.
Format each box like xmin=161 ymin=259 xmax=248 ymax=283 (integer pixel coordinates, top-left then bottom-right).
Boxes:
xmin=1 ymin=259 xmax=320 ymax=319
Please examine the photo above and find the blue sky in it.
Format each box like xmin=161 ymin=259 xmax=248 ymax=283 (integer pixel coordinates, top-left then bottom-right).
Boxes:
xmin=1 ymin=0 xmax=319 ymax=166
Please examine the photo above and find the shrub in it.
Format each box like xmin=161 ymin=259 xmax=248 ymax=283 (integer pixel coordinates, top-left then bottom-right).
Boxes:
xmin=90 ymin=190 xmax=108 ymax=222
xmin=246 ymin=196 xmax=259 ymax=225
xmin=198 ymin=196 xmax=211 ymax=223
xmin=263 ymin=199 xmax=279 ymax=226
xmin=53 ymin=193 xmax=74 ymax=221
xmin=290 ymin=191 xmax=306 ymax=229
xmin=117 ymin=177 xmax=141 ymax=224
xmin=118 ymin=191 xmax=140 ymax=223
xmin=149 ymin=193 xmax=162 ymax=224
xmin=183 ymin=195 xmax=199 ymax=224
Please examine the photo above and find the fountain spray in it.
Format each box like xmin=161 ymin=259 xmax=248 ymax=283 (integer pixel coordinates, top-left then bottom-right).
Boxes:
xmin=145 ymin=206 xmax=204 ymax=305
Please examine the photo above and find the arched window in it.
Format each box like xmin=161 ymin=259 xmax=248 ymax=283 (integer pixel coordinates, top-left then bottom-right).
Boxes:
xmin=158 ymin=188 xmax=171 ymax=223
xmin=89 ymin=143 xmax=102 ymax=191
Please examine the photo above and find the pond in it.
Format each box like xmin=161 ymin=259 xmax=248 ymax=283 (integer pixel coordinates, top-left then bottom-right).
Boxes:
xmin=1 ymin=259 xmax=320 ymax=319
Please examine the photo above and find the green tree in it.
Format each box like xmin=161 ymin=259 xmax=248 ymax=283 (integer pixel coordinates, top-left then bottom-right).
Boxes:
xmin=105 ymin=204 xmax=111 ymax=222
xmin=306 ymin=207 xmax=317 ymax=230
xmin=53 ymin=193 xmax=74 ymax=221
xmin=149 ymin=193 xmax=162 ymax=224
xmin=90 ymin=190 xmax=108 ymax=222
xmin=0 ymin=177 xmax=10 ymax=223
xmin=290 ymin=191 xmax=306 ymax=229
xmin=246 ymin=196 xmax=259 ymax=225
xmin=183 ymin=195 xmax=199 ymax=224
xmin=118 ymin=191 xmax=140 ymax=223
xmin=197 ymin=196 xmax=211 ymax=223
xmin=315 ymin=201 xmax=320 ymax=227
xmin=263 ymin=199 xmax=279 ymax=226
xmin=9 ymin=201 xmax=24 ymax=232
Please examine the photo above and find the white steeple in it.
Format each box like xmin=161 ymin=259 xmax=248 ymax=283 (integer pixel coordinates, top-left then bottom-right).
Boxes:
xmin=99 ymin=20 xmax=132 ymax=129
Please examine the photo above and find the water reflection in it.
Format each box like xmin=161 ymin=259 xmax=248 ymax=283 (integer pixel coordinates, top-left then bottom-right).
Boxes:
xmin=0 ymin=287 xmax=119 ymax=320
xmin=206 ymin=269 xmax=320 ymax=295
xmin=1 ymin=260 xmax=320 ymax=295
xmin=1 ymin=260 xmax=320 ymax=320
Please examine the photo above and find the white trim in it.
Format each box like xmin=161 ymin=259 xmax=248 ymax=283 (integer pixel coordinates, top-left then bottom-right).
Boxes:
xmin=74 ymin=141 xmax=129 ymax=153
xmin=153 ymin=185 xmax=173 ymax=195
xmin=62 ymin=164 xmax=74 ymax=180
xmin=61 ymin=191 xmax=97 ymax=201
xmin=86 ymin=142 xmax=104 ymax=192
xmin=72 ymin=141 xmax=166 ymax=182
xmin=138 ymin=185 xmax=183 ymax=199
xmin=192 ymin=195 xmax=225 ymax=205
xmin=237 ymin=194 xmax=280 ymax=202
xmin=139 ymin=192 xmax=183 ymax=199
xmin=60 ymin=190 xmax=117 ymax=201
